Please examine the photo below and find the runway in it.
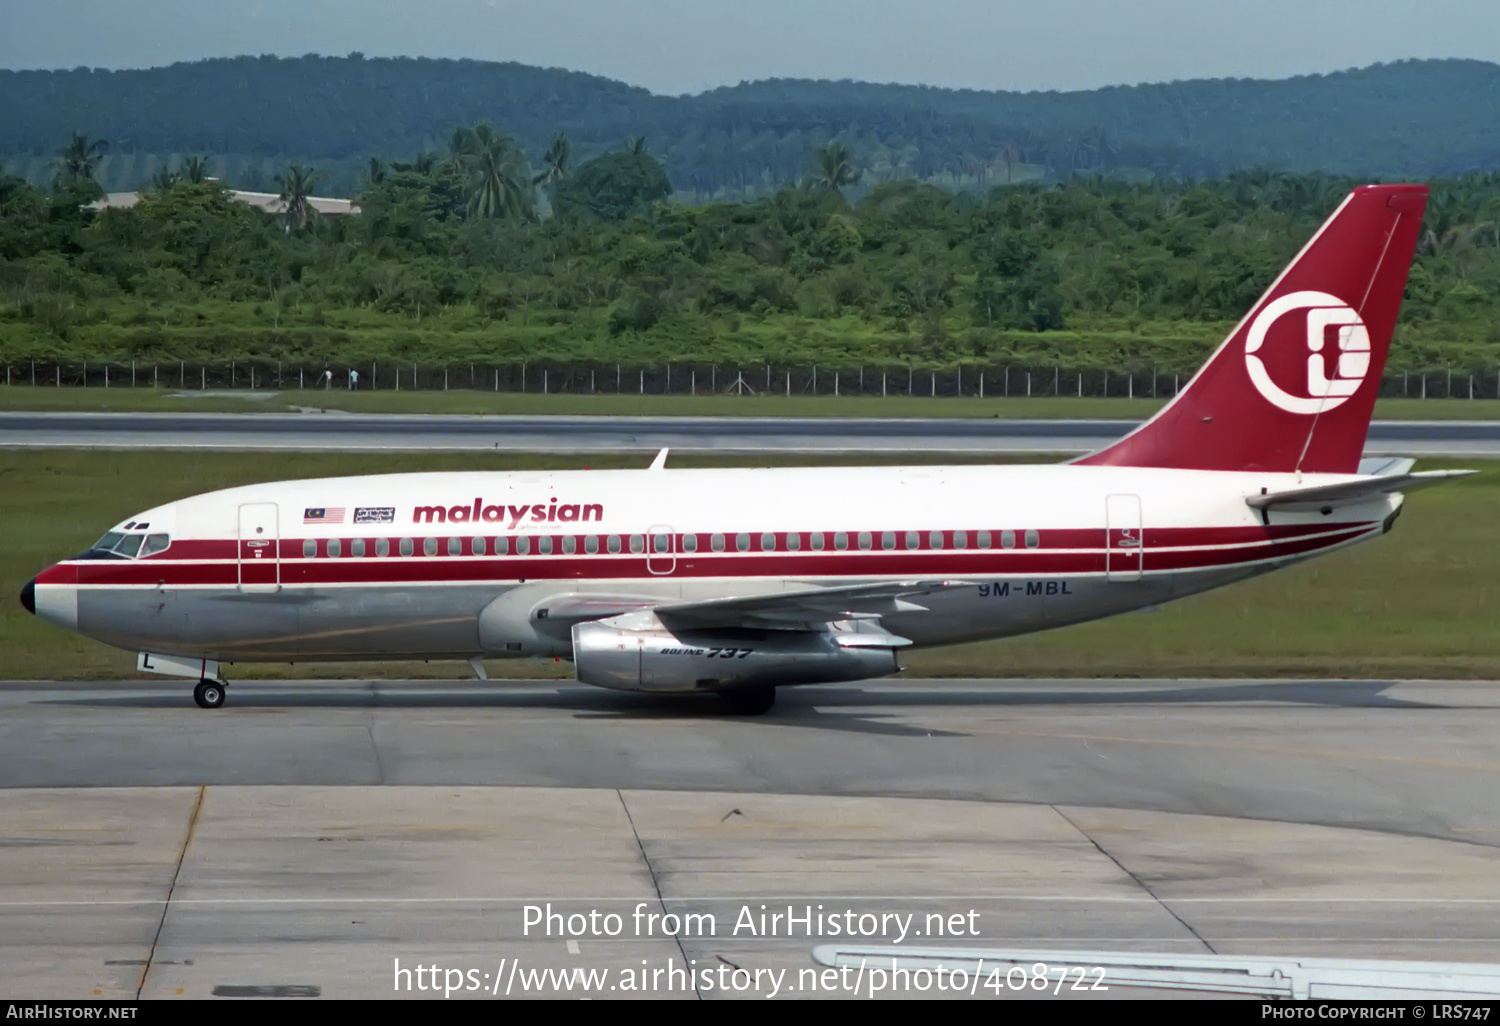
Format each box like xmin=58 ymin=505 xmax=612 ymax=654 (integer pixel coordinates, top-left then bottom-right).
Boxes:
xmin=5 ymin=411 xmax=1500 ymax=454
xmin=6 ymin=677 xmax=1500 ymax=998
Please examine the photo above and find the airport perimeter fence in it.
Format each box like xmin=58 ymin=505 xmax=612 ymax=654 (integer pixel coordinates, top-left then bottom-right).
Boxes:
xmin=4 ymin=359 xmax=1500 ymax=400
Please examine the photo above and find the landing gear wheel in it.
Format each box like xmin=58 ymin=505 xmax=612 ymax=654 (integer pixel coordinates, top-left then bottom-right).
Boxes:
xmin=193 ymin=679 xmax=225 ymax=710
xmin=720 ymin=685 xmax=775 ymax=715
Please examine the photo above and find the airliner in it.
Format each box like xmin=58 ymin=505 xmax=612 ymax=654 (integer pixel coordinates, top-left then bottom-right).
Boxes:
xmin=21 ymin=184 xmax=1463 ymax=714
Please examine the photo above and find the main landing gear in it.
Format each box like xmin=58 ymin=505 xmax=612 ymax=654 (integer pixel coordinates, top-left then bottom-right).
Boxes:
xmin=193 ymin=678 xmax=226 ymax=709
xmin=719 ymin=685 xmax=776 ymax=716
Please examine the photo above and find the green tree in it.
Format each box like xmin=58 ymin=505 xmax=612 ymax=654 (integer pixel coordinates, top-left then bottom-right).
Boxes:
xmin=180 ymin=156 xmax=209 ymax=184
xmin=533 ymin=131 xmax=570 ymax=190
xmin=463 ymin=122 xmax=530 ymax=221
xmin=52 ymin=131 xmax=108 ymax=195
xmin=809 ymin=141 xmax=861 ymax=197
xmin=274 ymin=161 xmax=323 ymax=231
xmin=553 ymin=150 xmax=672 ymax=223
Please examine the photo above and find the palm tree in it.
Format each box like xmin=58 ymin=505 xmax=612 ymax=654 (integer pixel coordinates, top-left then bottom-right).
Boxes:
xmin=627 ymin=136 xmax=649 ymax=156
xmin=274 ymin=161 xmax=322 ymax=232
xmin=365 ymin=156 xmax=386 ymax=187
xmin=180 ymin=156 xmax=209 ymax=184
xmin=465 ymin=123 xmax=530 ymax=221
xmin=532 ymin=131 xmax=570 ymax=189
xmin=447 ymin=125 xmax=475 ymax=171
xmin=53 ymin=130 xmax=108 ymax=191
xmin=149 ymin=167 xmax=180 ymax=191
xmin=810 ymin=141 xmax=861 ymax=196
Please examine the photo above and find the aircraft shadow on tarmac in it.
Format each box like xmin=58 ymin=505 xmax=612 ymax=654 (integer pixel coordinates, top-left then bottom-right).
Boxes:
xmin=34 ymin=679 xmax=1443 ymax=739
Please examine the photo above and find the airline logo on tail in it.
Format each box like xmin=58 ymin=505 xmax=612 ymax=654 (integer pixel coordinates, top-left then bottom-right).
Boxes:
xmin=1245 ymin=290 xmax=1371 ymax=415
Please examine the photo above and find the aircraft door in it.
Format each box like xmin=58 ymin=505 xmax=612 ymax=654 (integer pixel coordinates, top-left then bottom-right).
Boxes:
xmin=238 ymin=502 xmax=281 ymax=593
xmin=1105 ymin=494 xmax=1143 ymax=583
xmin=646 ymin=525 xmax=676 ymax=575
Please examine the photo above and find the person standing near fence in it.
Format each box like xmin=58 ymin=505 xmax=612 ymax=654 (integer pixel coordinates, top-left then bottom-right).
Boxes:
xmin=348 ymin=369 xmax=359 ymax=391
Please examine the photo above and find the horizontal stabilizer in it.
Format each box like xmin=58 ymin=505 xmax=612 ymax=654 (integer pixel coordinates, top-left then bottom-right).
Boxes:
xmin=1248 ymin=469 xmax=1473 ymax=512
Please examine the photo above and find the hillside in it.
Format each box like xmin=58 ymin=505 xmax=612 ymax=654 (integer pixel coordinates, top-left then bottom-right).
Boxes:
xmin=3 ymin=56 xmax=1500 ymax=196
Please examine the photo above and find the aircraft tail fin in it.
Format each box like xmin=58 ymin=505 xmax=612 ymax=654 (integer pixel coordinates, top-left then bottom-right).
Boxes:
xmin=1078 ymin=184 xmax=1428 ymax=474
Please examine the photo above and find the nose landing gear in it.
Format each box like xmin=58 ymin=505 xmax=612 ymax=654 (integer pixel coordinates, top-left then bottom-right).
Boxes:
xmin=193 ymin=679 xmax=226 ymax=709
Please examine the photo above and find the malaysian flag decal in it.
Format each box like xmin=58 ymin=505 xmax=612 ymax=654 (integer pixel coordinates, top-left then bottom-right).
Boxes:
xmin=303 ymin=507 xmax=346 ymax=524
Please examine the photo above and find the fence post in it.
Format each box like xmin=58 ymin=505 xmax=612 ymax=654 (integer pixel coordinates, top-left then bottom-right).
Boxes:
xmin=131 ymin=360 xmax=135 ymax=387
xmin=639 ymin=369 xmax=643 ymax=395
xmin=691 ymin=369 xmax=695 ymax=396
xmin=1026 ymin=371 xmax=1031 ymax=397
xmin=834 ymin=371 xmax=839 ymax=397
xmin=104 ymin=364 xmax=108 ymax=388
xmin=1077 ymin=373 xmax=1082 ymax=397
xmin=930 ymin=371 xmax=935 ymax=398
xmin=201 ymin=367 xmax=205 ymax=390
xmin=1054 ymin=367 xmax=1059 ymax=395
xmin=978 ymin=371 xmax=983 ymax=399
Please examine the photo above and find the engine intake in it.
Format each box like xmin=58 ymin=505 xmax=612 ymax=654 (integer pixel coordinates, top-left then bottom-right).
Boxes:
xmin=572 ymin=614 xmax=902 ymax=693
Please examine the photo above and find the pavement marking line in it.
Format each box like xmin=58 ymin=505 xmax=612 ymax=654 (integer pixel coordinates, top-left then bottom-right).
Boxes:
xmin=136 ymin=785 xmax=205 ymax=1000
xmin=941 ymin=725 xmax=1500 ymax=775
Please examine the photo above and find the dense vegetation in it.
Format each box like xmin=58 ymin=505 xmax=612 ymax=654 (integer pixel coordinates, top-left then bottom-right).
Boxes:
xmin=3 ymin=141 xmax=1499 ymax=374
xmin=4 ymin=56 xmax=1500 ymax=197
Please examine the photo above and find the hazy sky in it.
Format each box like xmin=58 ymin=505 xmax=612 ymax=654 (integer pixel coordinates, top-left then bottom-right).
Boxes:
xmin=3 ymin=0 xmax=1497 ymax=95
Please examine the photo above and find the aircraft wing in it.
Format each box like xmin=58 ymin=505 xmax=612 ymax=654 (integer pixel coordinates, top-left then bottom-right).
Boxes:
xmin=1247 ymin=468 xmax=1473 ymax=512
xmin=652 ymin=580 xmax=969 ymax=632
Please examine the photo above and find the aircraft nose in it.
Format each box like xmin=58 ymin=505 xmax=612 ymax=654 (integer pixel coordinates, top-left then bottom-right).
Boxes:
xmin=20 ymin=578 xmax=35 ymax=615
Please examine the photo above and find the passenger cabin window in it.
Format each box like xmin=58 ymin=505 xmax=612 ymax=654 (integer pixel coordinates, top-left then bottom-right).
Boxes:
xmin=140 ymin=534 xmax=170 ymax=557
xmin=736 ymin=533 xmax=750 ymax=552
xmin=563 ymin=536 xmax=576 ymax=554
xmin=682 ymin=534 xmax=698 ymax=553
xmin=858 ymin=531 xmax=872 ymax=551
xmin=303 ymin=539 xmax=317 ymax=558
xmin=539 ymin=537 xmax=553 ymax=555
xmin=954 ymin=530 xmax=968 ymax=550
xmin=977 ymin=530 xmax=991 ymax=549
xmin=786 ymin=533 xmax=801 ymax=552
xmin=1025 ymin=529 xmax=1040 ymax=549
xmin=607 ymin=535 xmax=621 ymax=554
xmin=810 ymin=532 xmax=825 ymax=551
xmin=375 ymin=538 xmax=390 ymax=557
xmin=929 ymin=531 xmax=944 ymax=550
xmin=711 ymin=533 xmax=725 ymax=552
xmin=1001 ymin=530 xmax=1015 ymax=550
xmin=760 ymin=532 xmax=774 ymax=551
xmin=423 ymin=537 xmax=438 ymax=557
xmin=351 ymin=538 xmax=366 ymax=557
xmin=472 ymin=537 xmax=486 ymax=556
xmin=881 ymin=531 xmax=895 ymax=550
xmin=629 ymin=535 xmax=644 ymax=554
xmin=448 ymin=537 xmax=463 ymax=556
xmin=494 ymin=537 xmax=509 ymax=555
xmin=834 ymin=532 xmax=848 ymax=551
xmin=585 ymin=535 xmax=599 ymax=555
xmin=905 ymin=531 xmax=919 ymax=550
xmin=326 ymin=538 xmax=341 ymax=559
xmin=517 ymin=537 xmax=531 ymax=555
xmin=399 ymin=538 xmax=414 ymax=557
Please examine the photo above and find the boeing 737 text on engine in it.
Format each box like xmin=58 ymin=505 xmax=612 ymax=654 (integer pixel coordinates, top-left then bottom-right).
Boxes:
xmin=21 ymin=185 xmax=1468 ymax=714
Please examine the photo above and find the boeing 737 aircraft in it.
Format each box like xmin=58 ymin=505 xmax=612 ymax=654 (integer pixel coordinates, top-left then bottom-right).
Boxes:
xmin=21 ymin=184 xmax=1464 ymax=713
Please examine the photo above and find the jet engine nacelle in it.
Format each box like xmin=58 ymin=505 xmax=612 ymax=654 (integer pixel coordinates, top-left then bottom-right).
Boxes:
xmin=572 ymin=612 xmax=903 ymax=693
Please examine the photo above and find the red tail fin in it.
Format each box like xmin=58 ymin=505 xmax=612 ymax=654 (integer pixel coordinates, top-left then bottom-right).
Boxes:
xmin=1078 ymin=184 xmax=1428 ymax=474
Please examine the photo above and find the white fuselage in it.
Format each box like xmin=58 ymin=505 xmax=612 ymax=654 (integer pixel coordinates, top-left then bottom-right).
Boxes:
xmin=33 ymin=463 xmax=1395 ymax=670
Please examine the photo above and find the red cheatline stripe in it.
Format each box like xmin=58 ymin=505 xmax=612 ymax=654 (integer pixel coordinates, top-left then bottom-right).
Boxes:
xmin=123 ymin=521 xmax=1367 ymax=565
xmin=65 ymin=524 xmax=1378 ymax=588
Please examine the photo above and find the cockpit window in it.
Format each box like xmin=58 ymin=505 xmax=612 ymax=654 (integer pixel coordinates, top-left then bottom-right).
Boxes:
xmin=139 ymin=534 xmax=170 ymax=557
xmin=113 ymin=534 xmax=144 ymax=558
xmin=94 ymin=531 xmax=126 ymax=551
